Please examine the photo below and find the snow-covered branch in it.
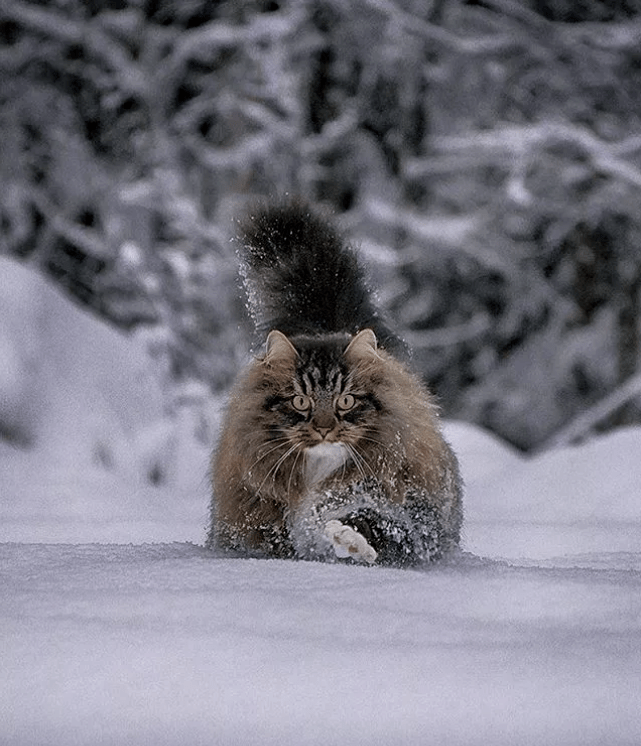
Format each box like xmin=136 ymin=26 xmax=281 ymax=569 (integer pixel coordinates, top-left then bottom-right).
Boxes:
xmin=363 ymin=198 xmax=509 ymax=271
xmin=544 ymin=373 xmax=641 ymax=450
xmin=407 ymin=122 xmax=641 ymax=191
xmin=404 ymin=314 xmax=492 ymax=349
xmin=183 ymin=131 xmax=277 ymax=171
xmin=358 ymin=0 xmax=519 ymax=54
xmin=161 ymin=10 xmax=304 ymax=84
xmin=301 ymin=109 xmax=360 ymax=157
xmin=431 ymin=122 xmax=638 ymax=157
xmin=1 ymin=0 xmax=83 ymax=44
xmin=1 ymin=1 xmax=146 ymax=96
xmin=31 ymin=190 xmax=108 ymax=260
xmin=564 ymin=18 xmax=641 ymax=50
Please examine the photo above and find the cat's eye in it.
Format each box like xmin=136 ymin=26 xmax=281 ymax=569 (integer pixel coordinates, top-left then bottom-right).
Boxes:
xmin=336 ymin=394 xmax=356 ymax=411
xmin=292 ymin=395 xmax=311 ymax=412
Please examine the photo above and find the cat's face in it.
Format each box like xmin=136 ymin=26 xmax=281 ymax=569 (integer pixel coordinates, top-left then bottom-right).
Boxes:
xmin=260 ymin=329 xmax=384 ymax=455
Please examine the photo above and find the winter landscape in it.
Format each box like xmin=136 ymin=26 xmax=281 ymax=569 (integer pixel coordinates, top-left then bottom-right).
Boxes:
xmin=2 ymin=248 xmax=641 ymax=746
xmin=3 ymin=2 xmax=641 ymax=744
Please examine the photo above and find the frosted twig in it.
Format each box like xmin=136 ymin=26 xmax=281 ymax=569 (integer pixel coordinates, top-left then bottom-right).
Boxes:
xmin=1 ymin=1 xmax=146 ymax=96
xmin=163 ymin=10 xmax=303 ymax=82
xmin=357 ymin=0 xmax=517 ymax=55
xmin=423 ymin=122 xmax=641 ymax=191
xmin=31 ymin=190 xmax=107 ymax=259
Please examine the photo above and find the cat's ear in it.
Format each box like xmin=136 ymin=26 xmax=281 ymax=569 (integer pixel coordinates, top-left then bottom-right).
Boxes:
xmin=264 ymin=329 xmax=298 ymax=364
xmin=344 ymin=328 xmax=379 ymax=362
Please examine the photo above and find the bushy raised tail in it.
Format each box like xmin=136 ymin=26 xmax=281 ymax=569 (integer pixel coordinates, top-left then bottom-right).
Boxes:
xmin=239 ymin=201 xmax=402 ymax=351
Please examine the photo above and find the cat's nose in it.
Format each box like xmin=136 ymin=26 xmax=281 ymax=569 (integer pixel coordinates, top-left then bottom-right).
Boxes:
xmin=312 ymin=410 xmax=334 ymax=438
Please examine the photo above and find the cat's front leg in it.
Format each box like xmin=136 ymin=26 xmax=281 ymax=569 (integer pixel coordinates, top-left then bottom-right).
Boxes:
xmin=290 ymin=481 xmax=386 ymax=564
xmin=212 ymin=490 xmax=295 ymax=559
xmin=291 ymin=480 xmax=445 ymax=567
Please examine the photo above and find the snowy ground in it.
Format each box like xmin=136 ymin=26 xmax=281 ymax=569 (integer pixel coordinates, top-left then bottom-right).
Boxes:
xmin=2 ymin=257 xmax=641 ymax=745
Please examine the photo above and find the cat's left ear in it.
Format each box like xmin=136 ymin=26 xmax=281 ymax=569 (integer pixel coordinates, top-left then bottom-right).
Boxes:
xmin=345 ymin=328 xmax=379 ymax=361
xmin=264 ymin=329 xmax=299 ymax=364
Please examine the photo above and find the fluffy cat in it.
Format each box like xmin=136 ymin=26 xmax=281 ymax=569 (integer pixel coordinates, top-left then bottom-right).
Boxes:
xmin=207 ymin=202 xmax=462 ymax=567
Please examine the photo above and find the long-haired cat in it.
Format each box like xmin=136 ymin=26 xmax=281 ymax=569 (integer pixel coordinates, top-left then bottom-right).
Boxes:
xmin=207 ymin=202 xmax=462 ymax=567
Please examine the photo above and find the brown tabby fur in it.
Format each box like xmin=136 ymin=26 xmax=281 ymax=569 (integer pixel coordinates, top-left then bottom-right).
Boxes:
xmin=209 ymin=327 xmax=462 ymax=562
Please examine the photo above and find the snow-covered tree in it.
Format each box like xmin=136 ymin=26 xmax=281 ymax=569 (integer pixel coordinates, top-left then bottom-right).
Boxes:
xmin=1 ymin=0 xmax=640 ymax=449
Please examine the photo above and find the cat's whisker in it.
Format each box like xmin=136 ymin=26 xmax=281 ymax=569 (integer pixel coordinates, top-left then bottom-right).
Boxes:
xmin=246 ymin=437 xmax=291 ymax=473
xmin=287 ymin=444 xmax=304 ymax=496
xmin=274 ymin=444 xmax=302 ymax=484
xmin=350 ymin=442 xmax=377 ymax=479
xmin=256 ymin=442 xmax=299 ymax=496
xmin=343 ymin=443 xmax=361 ymax=477
xmin=345 ymin=443 xmax=369 ymax=481
xmin=339 ymin=450 xmax=348 ymax=481
xmin=355 ymin=435 xmax=386 ymax=449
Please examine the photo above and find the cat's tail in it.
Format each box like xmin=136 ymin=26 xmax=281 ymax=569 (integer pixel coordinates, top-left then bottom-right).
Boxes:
xmin=238 ymin=201 xmax=402 ymax=350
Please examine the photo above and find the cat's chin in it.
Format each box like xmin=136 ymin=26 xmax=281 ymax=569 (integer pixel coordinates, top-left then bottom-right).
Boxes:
xmin=304 ymin=442 xmax=349 ymax=488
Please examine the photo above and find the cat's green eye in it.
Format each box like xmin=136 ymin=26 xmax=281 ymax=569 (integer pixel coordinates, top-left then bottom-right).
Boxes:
xmin=292 ymin=395 xmax=311 ymax=412
xmin=337 ymin=394 xmax=356 ymax=411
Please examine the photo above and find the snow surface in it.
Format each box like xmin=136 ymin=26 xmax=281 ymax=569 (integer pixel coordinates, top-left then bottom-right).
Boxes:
xmin=1 ymin=257 xmax=641 ymax=745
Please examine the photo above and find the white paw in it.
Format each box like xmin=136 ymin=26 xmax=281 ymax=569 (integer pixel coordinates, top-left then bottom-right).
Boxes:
xmin=324 ymin=520 xmax=377 ymax=565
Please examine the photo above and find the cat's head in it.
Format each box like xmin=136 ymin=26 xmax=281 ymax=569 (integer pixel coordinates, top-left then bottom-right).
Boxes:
xmin=258 ymin=328 xmax=385 ymax=451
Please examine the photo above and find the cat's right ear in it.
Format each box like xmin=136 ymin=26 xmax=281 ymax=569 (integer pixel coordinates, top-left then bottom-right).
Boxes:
xmin=264 ymin=330 xmax=299 ymax=364
xmin=344 ymin=328 xmax=379 ymax=362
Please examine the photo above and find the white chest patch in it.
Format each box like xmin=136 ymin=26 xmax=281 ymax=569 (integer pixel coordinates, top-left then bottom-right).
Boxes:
xmin=304 ymin=442 xmax=349 ymax=488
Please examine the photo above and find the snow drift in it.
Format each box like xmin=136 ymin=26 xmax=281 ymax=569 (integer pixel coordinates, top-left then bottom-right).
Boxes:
xmin=1 ymin=257 xmax=640 ymax=745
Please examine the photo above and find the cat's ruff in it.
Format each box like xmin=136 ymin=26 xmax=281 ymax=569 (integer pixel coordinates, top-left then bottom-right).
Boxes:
xmin=304 ymin=442 xmax=349 ymax=488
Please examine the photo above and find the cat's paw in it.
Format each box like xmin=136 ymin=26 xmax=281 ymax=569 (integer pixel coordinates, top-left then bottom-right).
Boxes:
xmin=324 ymin=520 xmax=377 ymax=565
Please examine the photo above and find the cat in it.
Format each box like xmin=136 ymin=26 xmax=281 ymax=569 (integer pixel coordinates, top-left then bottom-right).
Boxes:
xmin=207 ymin=201 xmax=463 ymax=567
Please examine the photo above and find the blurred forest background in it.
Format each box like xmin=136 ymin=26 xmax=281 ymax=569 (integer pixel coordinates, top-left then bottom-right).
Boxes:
xmin=2 ymin=0 xmax=641 ymax=452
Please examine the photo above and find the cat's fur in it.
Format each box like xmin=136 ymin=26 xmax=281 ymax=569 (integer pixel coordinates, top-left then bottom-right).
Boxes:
xmin=207 ymin=202 xmax=462 ymax=567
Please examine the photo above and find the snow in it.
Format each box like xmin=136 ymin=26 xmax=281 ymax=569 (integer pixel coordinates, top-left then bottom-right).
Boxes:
xmin=1 ymin=256 xmax=641 ymax=745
